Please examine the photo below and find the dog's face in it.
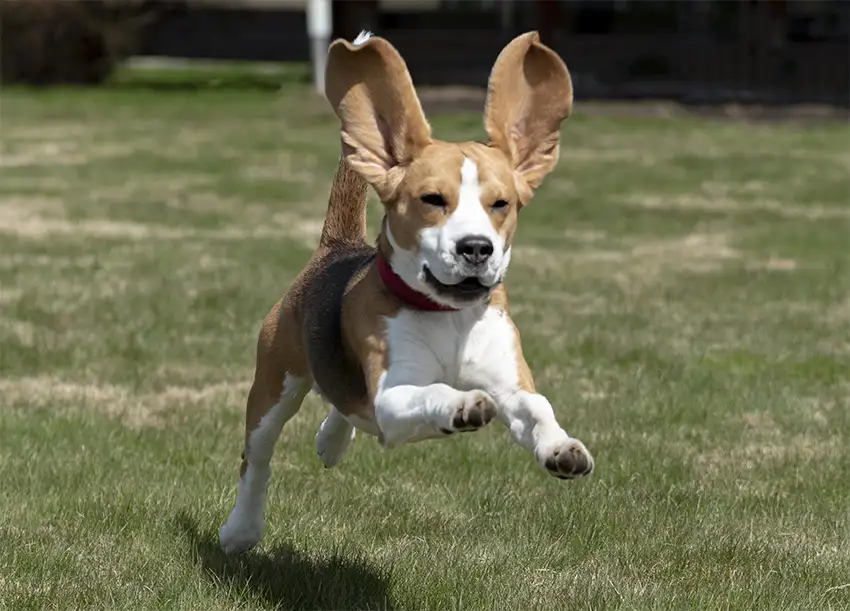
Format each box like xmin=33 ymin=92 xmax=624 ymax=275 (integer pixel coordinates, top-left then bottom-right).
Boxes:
xmin=383 ymin=143 xmax=519 ymax=307
xmin=326 ymin=31 xmax=573 ymax=308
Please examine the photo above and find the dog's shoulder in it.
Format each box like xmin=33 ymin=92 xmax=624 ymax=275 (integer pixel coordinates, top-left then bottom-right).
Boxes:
xmin=340 ymin=255 xmax=401 ymax=358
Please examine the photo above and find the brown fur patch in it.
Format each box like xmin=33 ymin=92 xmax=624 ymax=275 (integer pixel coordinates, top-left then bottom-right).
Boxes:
xmin=342 ymin=263 xmax=402 ymax=421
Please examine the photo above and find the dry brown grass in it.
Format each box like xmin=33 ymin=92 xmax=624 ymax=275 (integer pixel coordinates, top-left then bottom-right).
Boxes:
xmin=0 ymin=376 xmax=252 ymax=428
xmin=624 ymin=192 xmax=850 ymax=220
xmin=0 ymin=202 xmax=325 ymax=248
xmin=515 ymin=230 xmax=741 ymax=282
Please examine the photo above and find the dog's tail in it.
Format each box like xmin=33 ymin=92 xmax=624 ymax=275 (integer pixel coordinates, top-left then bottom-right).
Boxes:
xmin=319 ymin=155 xmax=369 ymax=248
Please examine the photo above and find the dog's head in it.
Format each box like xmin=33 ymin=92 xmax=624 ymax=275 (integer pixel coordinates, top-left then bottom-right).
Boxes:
xmin=326 ymin=31 xmax=572 ymax=309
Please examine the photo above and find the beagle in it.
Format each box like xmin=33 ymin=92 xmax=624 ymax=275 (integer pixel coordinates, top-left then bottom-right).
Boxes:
xmin=220 ymin=31 xmax=594 ymax=554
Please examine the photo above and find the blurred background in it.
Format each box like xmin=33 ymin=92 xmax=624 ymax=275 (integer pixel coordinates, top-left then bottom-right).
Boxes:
xmin=2 ymin=0 xmax=848 ymax=106
xmin=2 ymin=4 xmax=850 ymax=609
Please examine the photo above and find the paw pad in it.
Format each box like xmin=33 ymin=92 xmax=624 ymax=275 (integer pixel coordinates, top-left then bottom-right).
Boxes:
xmin=541 ymin=439 xmax=594 ymax=479
xmin=444 ymin=392 xmax=496 ymax=434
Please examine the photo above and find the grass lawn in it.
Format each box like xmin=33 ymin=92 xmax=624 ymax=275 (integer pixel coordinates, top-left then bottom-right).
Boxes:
xmin=1 ymin=69 xmax=849 ymax=610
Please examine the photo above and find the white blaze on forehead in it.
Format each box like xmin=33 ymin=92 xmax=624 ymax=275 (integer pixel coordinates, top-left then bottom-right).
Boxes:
xmin=461 ymin=156 xmax=480 ymax=197
xmin=446 ymin=157 xmax=499 ymax=244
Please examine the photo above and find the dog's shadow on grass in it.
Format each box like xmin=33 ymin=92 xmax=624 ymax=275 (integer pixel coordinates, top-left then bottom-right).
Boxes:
xmin=176 ymin=512 xmax=395 ymax=611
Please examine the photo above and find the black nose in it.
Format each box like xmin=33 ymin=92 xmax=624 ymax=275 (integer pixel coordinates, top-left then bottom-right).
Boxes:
xmin=456 ymin=235 xmax=494 ymax=264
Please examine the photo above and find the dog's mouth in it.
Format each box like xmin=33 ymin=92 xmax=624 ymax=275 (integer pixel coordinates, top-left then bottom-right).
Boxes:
xmin=423 ymin=265 xmax=494 ymax=303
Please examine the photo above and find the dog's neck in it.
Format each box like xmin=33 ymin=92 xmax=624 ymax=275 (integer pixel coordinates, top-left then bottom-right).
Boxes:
xmin=376 ymin=230 xmax=458 ymax=312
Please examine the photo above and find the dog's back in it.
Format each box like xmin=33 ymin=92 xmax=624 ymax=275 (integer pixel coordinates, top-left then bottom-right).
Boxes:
xmin=276 ymin=156 xmax=377 ymax=409
xmin=300 ymin=245 xmax=374 ymax=411
xmin=301 ymin=156 xmax=376 ymax=411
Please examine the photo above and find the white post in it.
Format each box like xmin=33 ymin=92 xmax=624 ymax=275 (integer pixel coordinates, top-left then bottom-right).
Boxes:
xmin=306 ymin=0 xmax=332 ymax=95
xmin=500 ymin=0 xmax=514 ymax=31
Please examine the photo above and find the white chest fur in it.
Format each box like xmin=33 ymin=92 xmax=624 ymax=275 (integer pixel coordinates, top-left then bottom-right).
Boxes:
xmin=383 ymin=306 xmax=520 ymax=401
xmin=364 ymin=301 xmax=594 ymax=482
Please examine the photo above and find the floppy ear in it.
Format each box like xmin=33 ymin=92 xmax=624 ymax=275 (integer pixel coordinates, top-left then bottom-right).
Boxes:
xmin=484 ymin=32 xmax=573 ymax=200
xmin=325 ymin=33 xmax=432 ymax=202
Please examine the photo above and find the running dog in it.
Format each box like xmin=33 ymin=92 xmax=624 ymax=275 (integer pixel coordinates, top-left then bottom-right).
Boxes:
xmin=220 ymin=30 xmax=594 ymax=554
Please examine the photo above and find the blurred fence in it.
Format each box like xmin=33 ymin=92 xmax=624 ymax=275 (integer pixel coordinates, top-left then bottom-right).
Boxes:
xmin=2 ymin=0 xmax=848 ymax=105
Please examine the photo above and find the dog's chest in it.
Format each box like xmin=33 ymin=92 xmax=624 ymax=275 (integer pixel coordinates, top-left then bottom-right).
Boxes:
xmin=384 ymin=306 xmax=519 ymax=391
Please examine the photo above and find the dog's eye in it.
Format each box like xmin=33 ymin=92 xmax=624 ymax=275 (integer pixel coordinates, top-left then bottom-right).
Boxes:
xmin=491 ymin=199 xmax=510 ymax=211
xmin=420 ymin=193 xmax=446 ymax=208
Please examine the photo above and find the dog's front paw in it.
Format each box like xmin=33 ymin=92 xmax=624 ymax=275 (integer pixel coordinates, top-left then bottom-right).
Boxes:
xmin=440 ymin=390 xmax=496 ymax=434
xmin=536 ymin=437 xmax=594 ymax=480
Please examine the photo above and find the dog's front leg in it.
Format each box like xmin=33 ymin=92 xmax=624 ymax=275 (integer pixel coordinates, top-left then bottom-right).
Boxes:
xmin=375 ymin=379 xmax=497 ymax=448
xmin=497 ymin=390 xmax=594 ymax=479
xmin=463 ymin=309 xmax=594 ymax=480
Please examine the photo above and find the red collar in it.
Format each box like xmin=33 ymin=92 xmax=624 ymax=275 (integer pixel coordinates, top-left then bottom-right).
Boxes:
xmin=376 ymin=253 xmax=458 ymax=312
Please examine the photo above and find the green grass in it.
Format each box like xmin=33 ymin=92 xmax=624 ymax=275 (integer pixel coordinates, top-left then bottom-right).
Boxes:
xmin=1 ymin=69 xmax=849 ymax=610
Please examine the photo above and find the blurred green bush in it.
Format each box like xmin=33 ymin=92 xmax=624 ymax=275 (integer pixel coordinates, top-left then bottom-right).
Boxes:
xmin=0 ymin=0 xmax=156 ymax=85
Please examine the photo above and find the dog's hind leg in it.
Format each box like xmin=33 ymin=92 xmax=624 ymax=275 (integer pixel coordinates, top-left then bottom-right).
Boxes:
xmin=219 ymin=374 xmax=309 ymax=554
xmin=315 ymin=407 xmax=355 ymax=468
xmin=220 ymin=301 xmax=309 ymax=554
